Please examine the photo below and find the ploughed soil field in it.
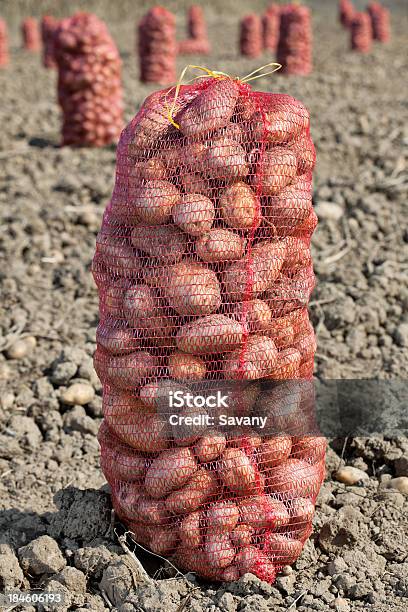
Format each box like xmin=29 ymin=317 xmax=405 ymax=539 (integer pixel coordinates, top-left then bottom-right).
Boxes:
xmin=0 ymin=1 xmax=407 ymax=610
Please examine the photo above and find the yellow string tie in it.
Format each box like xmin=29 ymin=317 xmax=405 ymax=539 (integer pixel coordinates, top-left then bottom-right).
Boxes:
xmin=165 ymin=62 xmax=282 ymax=129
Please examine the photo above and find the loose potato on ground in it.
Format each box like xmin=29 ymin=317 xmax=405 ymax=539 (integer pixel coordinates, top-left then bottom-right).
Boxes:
xmin=236 ymin=546 xmax=276 ymax=582
xmin=172 ymin=193 xmax=215 ymax=236
xmin=131 ymin=223 xmax=187 ymax=262
xmin=176 ymin=77 xmax=239 ymax=138
xmin=238 ymin=495 xmax=290 ymax=530
xmin=94 ymin=349 xmax=157 ymax=390
xmin=165 ymin=261 xmax=221 ymax=316
xmin=219 ymin=182 xmax=261 ymax=230
xmin=176 ymin=314 xmax=245 ymax=355
xmin=268 ymin=458 xmax=323 ymax=499
xmin=168 ymin=351 xmax=207 ymax=381
xmin=253 ymin=148 xmax=298 ymax=196
xmin=165 ymin=469 xmax=218 ymax=514
xmin=232 ymin=299 xmax=272 ymax=332
xmin=206 ymin=501 xmax=239 ymax=533
xmin=257 ymin=435 xmax=292 ymax=469
xmin=195 ymin=228 xmax=245 ymax=263
xmin=223 ymin=335 xmax=278 ymax=380
xmin=96 ymin=322 xmax=137 ymax=355
xmin=223 ymin=240 xmax=287 ymax=301
xmin=218 ymin=447 xmax=258 ymax=495
xmin=144 ymin=447 xmax=198 ymax=499
xmin=133 ymin=180 xmax=180 ymax=225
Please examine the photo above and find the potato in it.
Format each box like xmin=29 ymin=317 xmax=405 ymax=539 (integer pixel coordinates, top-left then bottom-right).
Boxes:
xmin=103 ymin=387 xmax=154 ymax=420
xmin=168 ymin=351 xmax=206 ymax=381
xmin=267 ymin=314 xmax=295 ymax=348
xmin=133 ymin=180 xmax=180 ymax=225
xmin=196 ymin=228 xmax=245 ymax=263
xmin=287 ymin=308 xmax=309 ymax=337
xmin=131 ymin=223 xmax=187 ymax=262
xmin=176 ymin=314 xmax=245 ymax=355
xmin=94 ymin=349 xmax=157 ymax=390
xmin=230 ymin=524 xmax=254 ymax=547
xmin=220 ymin=565 xmax=240 ymax=582
xmin=165 ymin=469 xmax=218 ymax=514
xmin=236 ymin=546 xmax=276 ymax=582
xmin=227 ymin=382 xmax=261 ymax=417
xmin=195 ymin=430 xmax=227 ymax=462
xmin=228 ymin=429 xmax=262 ymax=451
xmin=96 ymin=322 xmax=137 ymax=355
xmin=203 ymin=136 xmax=249 ymax=182
xmin=218 ymin=448 xmax=258 ymax=495
xmin=206 ymin=501 xmax=239 ymax=533
xmin=98 ymin=283 xmax=125 ymax=318
xmin=123 ymin=285 xmax=175 ymax=347
xmin=144 ymin=447 xmax=198 ymax=499
xmin=181 ymin=172 xmax=210 ymax=196
xmin=172 ymin=193 xmax=215 ymax=236
xmin=223 ymin=335 xmax=278 ymax=380
xmin=268 ymin=458 xmax=323 ymax=499
xmin=264 ymin=533 xmax=303 ymax=566
xmin=282 ymin=237 xmax=311 ymax=271
xmin=149 ymin=526 xmax=179 ymax=556
xmin=253 ymin=148 xmax=298 ymax=196
xmin=108 ymin=444 xmax=148 ymax=482
xmin=135 ymin=496 xmax=168 ymax=525
xmin=232 ymin=299 xmax=272 ymax=333
xmin=263 ymin=184 xmax=312 ymax=236
xmin=289 ymin=497 xmax=315 ymax=524
xmin=180 ymin=511 xmax=202 ymax=548
xmin=266 ymin=268 xmax=315 ymax=315
xmin=123 ymin=284 xmax=156 ymax=320
xmin=252 ymin=96 xmax=309 ymax=145
xmin=180 ymin=141 xmax=207 ymax=173
xmin=293 ymin=209 xmax=318 ymax=237
xmin=176 ymin=78 xmax=239 ymax=137
xmin=131 ymin=158 xmax=166 ymax=181
xmin=219 ymin=182 xmax=261 ymax=230
xmin=291 ymin=435 xmax=327 ymax=464
xmin=174 ymin=546 xmax=219 ymax=580
xmin=223 ymin=240 xmax=287 ymax=301
xmin=204 ymin=532 xmax=235 ymax=569
xmin=165 ymin=261 xmax=221 ymax=316
xmin=292 ymin=135 xmax=316 ymax=175
xmin=106 ymin=411 xmax=169 ymax=453
xmin=295 ymin=322 xmax=317 ymax=364
xmin=266 ymin=348 xmax=302 ymax=380
xmin=142 ymin=259 xmax=168 ymax=288
xmin=139 ymin=379 xmax=190 ymax=410
xmin=238 ymin=495 xmax=290 ymax=530
xmin=116 ymin=485 xmax=141 ymax=520
xmin=96 ymin=232 xmax=140 ymax=277
xmin=257 ymin=435 xmax=292 ymax=469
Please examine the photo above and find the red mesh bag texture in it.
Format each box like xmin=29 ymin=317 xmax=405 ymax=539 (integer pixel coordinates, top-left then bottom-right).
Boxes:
xmin=263 ymin=5 xmax=280 ymax=53
xmin=367 ymin=2 xmax=390 ymax=43
xmin=350 ymin=12 xmax=372 ymax=53
xmin=178 ymin=5 xmax=210 ymax=56
xmin=53 ymin=12 xmax=123 ymax=147
xmin=21 ymin=17 xmax=41 ymax=52
xmin=93 ymin=76 xmax=325 ymax=583
xmin=240 ymin=15 xmax=263 ymax=59
xmin=339 ymin=0 xmax=355 ymax=28
xmin=277 ymin=5 xmax=312 ymax=75
xmin=138 ymin=7 xmax=177 ymax=85
xmin=41 ymin=15 xmax=58 ymax=68
xmin=0 ymin=19 xmax=9 ymax=67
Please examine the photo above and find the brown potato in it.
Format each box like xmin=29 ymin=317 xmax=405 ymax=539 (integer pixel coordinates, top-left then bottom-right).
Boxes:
xmin=235 ymin=546 xmax=276 ymax=582
xmin=96 ymin=323 xmax=137 ymax=355
xmin=230 ymin=524 xmax=254 ymax=547
xmin=165 ymin=261 xmax=221 ymax=316
xmin=292 ymin=134 xmax=316 ymax=175
xmin=133 ymin=180 xmax=180 ymax=225
xmin=251 ymin=96 xmax=309 ymax=145
xmin=238 ymin=495 xmax=290 ymax=530
xmin=219 ymin=182 xmax=261 ymax=230
xmin=195 ymin=228 xmax=245 ymax=263
xmin=135 ymin=496 xmax=168 ymax=525
xmin=263 ymin=184 xmax=312 ymax=237
xmin=264 ymin=533 xmax=303 ymax=566
xmin=165 ymin=469 xmax=218 ymax=514
xmin=176 ymin=314 xmax=245 ymax=355
xmin=168 ymin=351 xmax=207 ymax=381
xmin=144 ymin=447 xmax=198 ymax=499
xmin=96 ymin=231 xmax=140 ymax=278
xmin=265 ymin=348 xmax=302 ymax=380
xmin=148 ymin=526 xmax=179 ymax=556
xmin=267 ymin=314 xmax=295 ymax=349
xmin=282 ymin=237 xmax=311 ymax=271
xmin=257 ymin=435 xmax=292 ymax=469
xmin=253 ymin=148 xmax=298 ymax=196
xmin=223 ymin=335 xmax=278 ymax=380
xmin=179 ymin=511 xmax=203 ymax=548
xmin=131 ymin=223 xmax=187 ymax=262
xmin=203 ymin=136 xmax=249 ymax=182
xmin=106 ymin=410 xmax=169 ymax=453
xmin=194 ymin=430 xmax=227 ymax=462
xmin=172 ymin=193 xmax=215 ymax=236
xmin=131 ymin=158 xmax=166 ymax=181
xmin=94 ymin=349 xmax=157 ymax=390
xmin=268 ymin=458 xmax=323 ymax=499
xmin=181 ymin=172 xmax=211 ymax=196
xmin=291 ymin=435 xmax=327 ymax=464
xmin=218 ymin=448 xmax=258 ymax=495
xmin=206 ymin=501 xmax=240 ymax=534
xmin=204 ymin=532 xmax=235 ymax=569
xmin=232 ymin=299 xmax=272 ymax=332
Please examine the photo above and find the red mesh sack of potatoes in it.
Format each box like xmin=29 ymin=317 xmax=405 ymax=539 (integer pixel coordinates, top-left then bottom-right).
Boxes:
xmin=367 ymin=2 xmax=390 ymax=43
xmin=21 ymin=17 xmax=40 ymax=52
xmin=54 ymin=12 xmax=123 ymax=147
xmin=0 ymin=19 xmax=9 ymax=67
xmin=93 ymin=73 xmax=325 ymax=583
xmin=277 ymin=5 xmax=312 ymax=75
xmin=41 ymin=15 xmax=58 ymax=68
xmin=350 ymin=12 xmax=372 ymax=53
xmin=263 ymin=5 xmax=280 ymax=53
xmin=138 ymin=7 xmax=177 ymax=85
xmin=339 ymin=0 xmax=355 ymax=28
xmin=178 ymin=5 xmax=210 ymax=56
xmin=240 ymin=15 xmax=263 ymax=59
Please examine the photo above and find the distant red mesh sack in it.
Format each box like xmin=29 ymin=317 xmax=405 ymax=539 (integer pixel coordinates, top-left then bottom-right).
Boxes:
xmin=93 ymin=76 xmax=325 ymax=583
xmin=54 ymin=12 xmax=123 ymax=147
xmin=0 ymin=19 xmax=9 ymax=67
xmin=339 ymin=0 xmax=355 ymax=28
xmin=277 ymin=5 xmax=312 ymax=75
xmin=263 ymin=5 xmax=280 ymax=53
xmin=41 ymin=15 xmax=58 ymax=68
xmin=138 ymin=7 xmax=177 ymax=84
xmin=21 ymin=17 xmax=40 ymax=52
xmin=350 ymin=12 xmax=372 ymax=53
xmin=240 ymin=14 xmax=263 ymax=59
xmin=178 ymin=6 xmax=210 ymax=56
xmin=367 ymin=2 xmax=390 ymax=43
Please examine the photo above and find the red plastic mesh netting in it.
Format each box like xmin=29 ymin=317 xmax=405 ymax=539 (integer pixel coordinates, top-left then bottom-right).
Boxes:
xmin=178 ymin=5 xmax=210 ymax=56
xmin=138 ymin=7 xmax=177 ymax=84
xmin=54 ymin=12 xmax=123 ymax=147
xmin=239 ymin=15 xmax=263 ymax=59
xmin=277 ymin=5 xmax=312 ymax=76
xmin=350 ymin=12 xmax=372 ymax=53
xmin=0 ymin=19 xmax=9 ymax=67
xmin=21 ymin=17 xmax=41 ymax=52
xmin=93 ymin=76 xmax=325 ymax=583
xmin=339 ymin=0 xmax=355 ymax=28
xmin=367 ymin=2 xmax=390 ymax=43
xmin=263 ymin=5 xmax=280 ymax=53
xmin=41 ymin=15 xmax=58 ymax=68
